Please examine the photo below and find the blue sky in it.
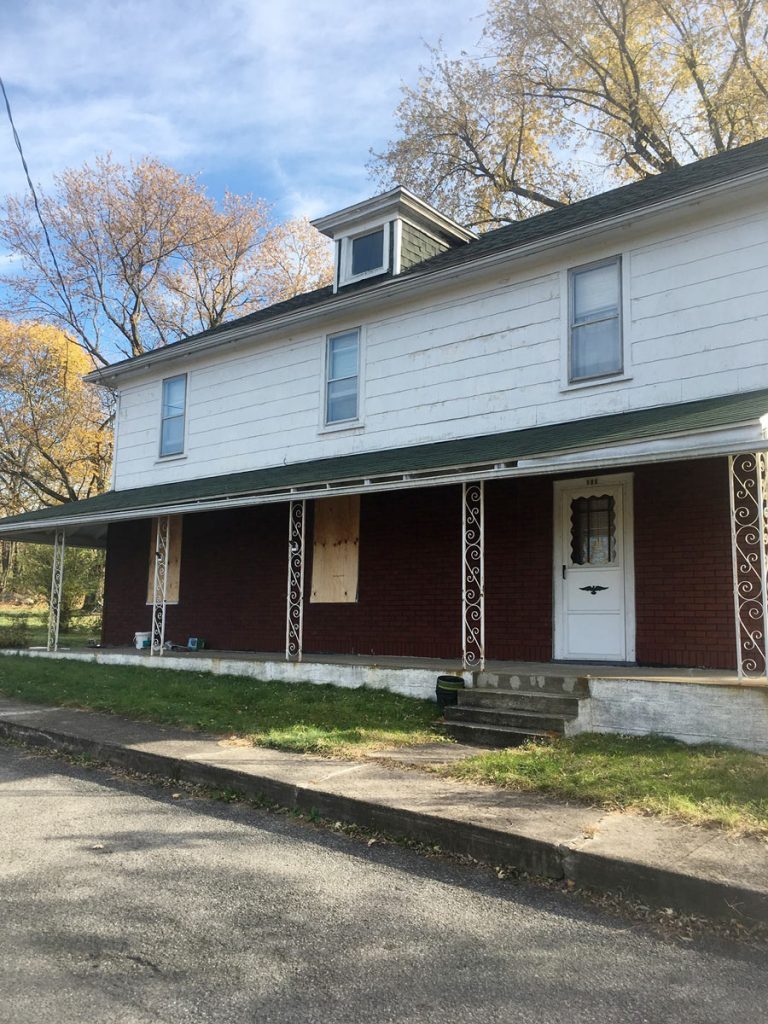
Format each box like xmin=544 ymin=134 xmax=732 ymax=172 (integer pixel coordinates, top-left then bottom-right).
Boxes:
xmin=0 ymin=0 xmax=484 ymax=224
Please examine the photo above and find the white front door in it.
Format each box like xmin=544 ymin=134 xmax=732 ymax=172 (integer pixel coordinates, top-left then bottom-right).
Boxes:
xmin=553 ymin=474 xmax=635 ymax=662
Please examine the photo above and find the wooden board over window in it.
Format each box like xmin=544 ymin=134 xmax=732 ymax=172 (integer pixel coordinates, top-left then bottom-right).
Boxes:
xmin=146 ymin=515 xmax=183 ymax=604
xmin=310 ymin=495 xmax=360 ymax=603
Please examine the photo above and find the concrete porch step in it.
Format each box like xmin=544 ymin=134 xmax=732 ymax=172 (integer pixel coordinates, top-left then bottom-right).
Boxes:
xmin=444 ymin=705 xmax=568 ymax=733
xmin=442 ymin=720 xmax=556 ymax=749
xmin=459 ymin=688 xmax=584 ymax=717
xmin=472 ymin=671 xmax=589 ymax=696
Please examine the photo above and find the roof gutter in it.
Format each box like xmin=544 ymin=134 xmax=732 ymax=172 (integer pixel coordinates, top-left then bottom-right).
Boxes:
xmin=85 ymin=164 xmax=768 ymax=387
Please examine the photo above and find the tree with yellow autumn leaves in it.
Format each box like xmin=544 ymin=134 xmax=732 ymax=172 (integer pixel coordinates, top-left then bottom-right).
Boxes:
xmin=371 ymin=0 xmax=768 ymax=228
xmin=0 ymin=320 xmax=110 ymax=600
xmin=0 ymin=319 xmax=110 ymax=510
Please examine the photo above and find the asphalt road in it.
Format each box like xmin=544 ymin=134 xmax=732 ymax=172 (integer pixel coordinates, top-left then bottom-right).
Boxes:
xmin=0 ymin=743 xmax=765 ymax=1024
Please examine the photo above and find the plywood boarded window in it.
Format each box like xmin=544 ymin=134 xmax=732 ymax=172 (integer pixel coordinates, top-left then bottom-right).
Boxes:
xmin=146 ymin=516 xmax=183 ymax=604
xmin=311 ymin=496 xmax=359 ymax=603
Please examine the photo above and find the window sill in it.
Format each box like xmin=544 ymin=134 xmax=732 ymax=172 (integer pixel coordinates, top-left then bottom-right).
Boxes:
xmin=560 ymin=373 xmax=633 ymax=394
xmin=318 ymin=420 xmax=365 ymax=437
xmin=339 ymin=267 xmax=387 ymax=287
xmin=155 ymin=453 xmax=188 ymax=465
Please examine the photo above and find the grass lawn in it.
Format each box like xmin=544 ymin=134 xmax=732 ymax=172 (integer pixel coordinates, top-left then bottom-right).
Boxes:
xmin=0 ymin=604 xmax=101 ymax=650
xmin=444 ymin=733 xmax=768 ymax=836
xmin=0 ymin=654 xmax=443 ymax=757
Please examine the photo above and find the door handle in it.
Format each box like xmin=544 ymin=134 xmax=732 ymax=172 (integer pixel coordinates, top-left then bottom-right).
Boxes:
xmin=562 ymin=564 xmax=567 ymax=580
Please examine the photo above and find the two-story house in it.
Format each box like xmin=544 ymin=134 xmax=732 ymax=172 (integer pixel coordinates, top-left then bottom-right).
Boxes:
xmin=2 ymin=139 xmax=768 ymax=752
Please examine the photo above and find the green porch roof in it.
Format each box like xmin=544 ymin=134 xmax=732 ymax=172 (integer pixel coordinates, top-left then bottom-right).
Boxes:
xmin=2 ymin=387 xmax=768 ymax=542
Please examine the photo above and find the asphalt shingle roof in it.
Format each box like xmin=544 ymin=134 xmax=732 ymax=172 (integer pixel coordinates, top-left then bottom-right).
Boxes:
xmin=96 ymin=137 xmax=768 ymax=378
xmin=2 ymin=387 xmax=767 ymax=532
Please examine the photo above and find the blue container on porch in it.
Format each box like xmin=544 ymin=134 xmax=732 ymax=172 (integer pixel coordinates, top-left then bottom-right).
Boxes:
xmin=436 ymin=675 xmax=465 ymax=709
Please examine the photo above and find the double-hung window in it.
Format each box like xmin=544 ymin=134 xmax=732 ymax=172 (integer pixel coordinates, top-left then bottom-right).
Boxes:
xmin=325 ymin=329 xmax=359 ymax=425
xmin=568 ymin=257 xmax=622 ymax=382
xmin=160 ymin=374 xmax=187 ymax=457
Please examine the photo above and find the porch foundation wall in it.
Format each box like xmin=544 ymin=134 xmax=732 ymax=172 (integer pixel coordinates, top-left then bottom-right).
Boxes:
xmin=1 ymin=648 xmax=452 ymax=701
xmin=567 ymin=678 xmax=768 ymax=754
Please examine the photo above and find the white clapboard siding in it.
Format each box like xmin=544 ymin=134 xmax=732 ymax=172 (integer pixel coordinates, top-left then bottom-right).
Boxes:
xmin=111 ymin=192 xmax=768 ymax=491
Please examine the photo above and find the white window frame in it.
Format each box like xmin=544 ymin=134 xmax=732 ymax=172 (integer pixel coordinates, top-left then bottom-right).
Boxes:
xmin=560 ymin=254 xmax=631 ymax=391
xmin=339 ymin=222 xmax=390 ymax=286
xmin=322 ymin=327 xmax=363 ymax=430
xmin=159 ymin=373 xmax=187 ymax=459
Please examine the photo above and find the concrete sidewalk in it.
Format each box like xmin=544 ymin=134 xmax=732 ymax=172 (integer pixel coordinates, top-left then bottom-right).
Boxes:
xmin=0 ymin=695 xmax=766 ymax=924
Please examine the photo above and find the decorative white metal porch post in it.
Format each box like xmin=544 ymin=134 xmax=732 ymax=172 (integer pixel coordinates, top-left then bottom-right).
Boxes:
xmin=151 ymin=516 xmax=171 ymax=657
xmin=462 ymin=481 xmax=485 ymax=670
xmin=46 ymin=529 xmax=66 ymax=652
xmin=728 ymin=453 xmax=768 ymax=680
xmin=286 ymin=500 xmax=306 ymax=661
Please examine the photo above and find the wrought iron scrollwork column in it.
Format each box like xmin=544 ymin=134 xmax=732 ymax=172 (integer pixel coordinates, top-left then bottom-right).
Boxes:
xmin=728 ymin=453 xmax=768 ymax=679
xmin=47 ymin=529 xmax=66 ymax=652
xmin=286 ymin=500 xmax=306 ymax=661
xmin=462 ymin=482 xmax=485 ymax=670
xmin=151 ymin=516 xmax=170 ymax=657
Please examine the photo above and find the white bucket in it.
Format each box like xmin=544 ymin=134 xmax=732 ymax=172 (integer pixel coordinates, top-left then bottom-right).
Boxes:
xmin=134 ymin=631 xmax=151 ymax=650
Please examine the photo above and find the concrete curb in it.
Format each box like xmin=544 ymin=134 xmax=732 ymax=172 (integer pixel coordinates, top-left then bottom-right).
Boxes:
xmin=2 ymin=715 xmax=766 ymax=925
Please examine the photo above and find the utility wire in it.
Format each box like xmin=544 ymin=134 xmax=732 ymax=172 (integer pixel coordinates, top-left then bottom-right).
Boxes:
xmin=0 ymin=74 xmax=79 ymax=335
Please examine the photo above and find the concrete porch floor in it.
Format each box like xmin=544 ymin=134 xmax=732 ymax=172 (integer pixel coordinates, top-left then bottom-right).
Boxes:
xmin=22 ymin=644 xmax=764 ymax=688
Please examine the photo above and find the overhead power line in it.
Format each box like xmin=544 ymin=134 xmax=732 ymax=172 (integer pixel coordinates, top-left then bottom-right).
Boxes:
xmin=0 ymin=73 xmax=78 ymax=330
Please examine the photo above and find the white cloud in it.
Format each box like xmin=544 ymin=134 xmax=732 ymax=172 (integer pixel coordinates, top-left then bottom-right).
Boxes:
xmin=0 ymin=0 xmax=485 ymax=218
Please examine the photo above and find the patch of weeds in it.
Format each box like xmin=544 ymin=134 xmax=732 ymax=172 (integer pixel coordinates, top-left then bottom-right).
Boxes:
xmin=444 ymin=732 xmax=768 ymax=837
xmin=0 ymin=614 xmax=31 ymax=649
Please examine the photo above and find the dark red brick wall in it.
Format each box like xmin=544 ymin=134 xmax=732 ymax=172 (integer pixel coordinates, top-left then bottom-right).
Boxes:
xmin=102 ymin=490 xmax=463 ymax=659
xmin=101 ymin=458 xmax=736 ymax=668
xmin=303 ymin=488 xmax=462 ymax=659
xmin=633 ymin=458 xmax=735 ymax=669
xmin=102 ymin=505 xmax=286 ymax=652
xmin=102 ymin=518 xmax=152 ymax=645
xmin=485 ymin=477 xmax=553 ymax=661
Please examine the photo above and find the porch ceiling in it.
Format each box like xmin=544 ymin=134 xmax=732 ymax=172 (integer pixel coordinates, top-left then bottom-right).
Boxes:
xmin=3 ymin=522 xmax=109 ymax=549
xmin=2 ymin=386 xmax=768 ymax=542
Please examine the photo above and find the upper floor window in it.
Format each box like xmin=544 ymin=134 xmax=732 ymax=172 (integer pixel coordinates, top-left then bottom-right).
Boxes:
xmin=569 ymin=257 xmax=622 ymax=382
xmin=352 ymin=228 xmax=384 ymax=276
xmin=160 ymin=374 xmax=186 ymax=457
xmin=339 ymin=224 xmax=390 ymax=285
xmin=325 ymin=329 xmax=359 ymax=425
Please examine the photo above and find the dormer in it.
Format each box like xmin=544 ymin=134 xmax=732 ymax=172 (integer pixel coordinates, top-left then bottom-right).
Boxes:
xmin=312 ymin=186 xmax=476 ymax=293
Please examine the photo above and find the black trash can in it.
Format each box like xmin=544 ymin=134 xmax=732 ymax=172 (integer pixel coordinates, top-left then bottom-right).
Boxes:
xmin=436 ymin=674 xmax=465 ymax=709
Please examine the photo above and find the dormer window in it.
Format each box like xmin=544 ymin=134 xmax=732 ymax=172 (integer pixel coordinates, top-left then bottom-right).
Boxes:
xmin=352 ymin=228 xmax=384 ymax=276
xmin=339 ymin=223 xmax=390 ymax=286
xmin=312 ymin=187 xmax=476 ymax=294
